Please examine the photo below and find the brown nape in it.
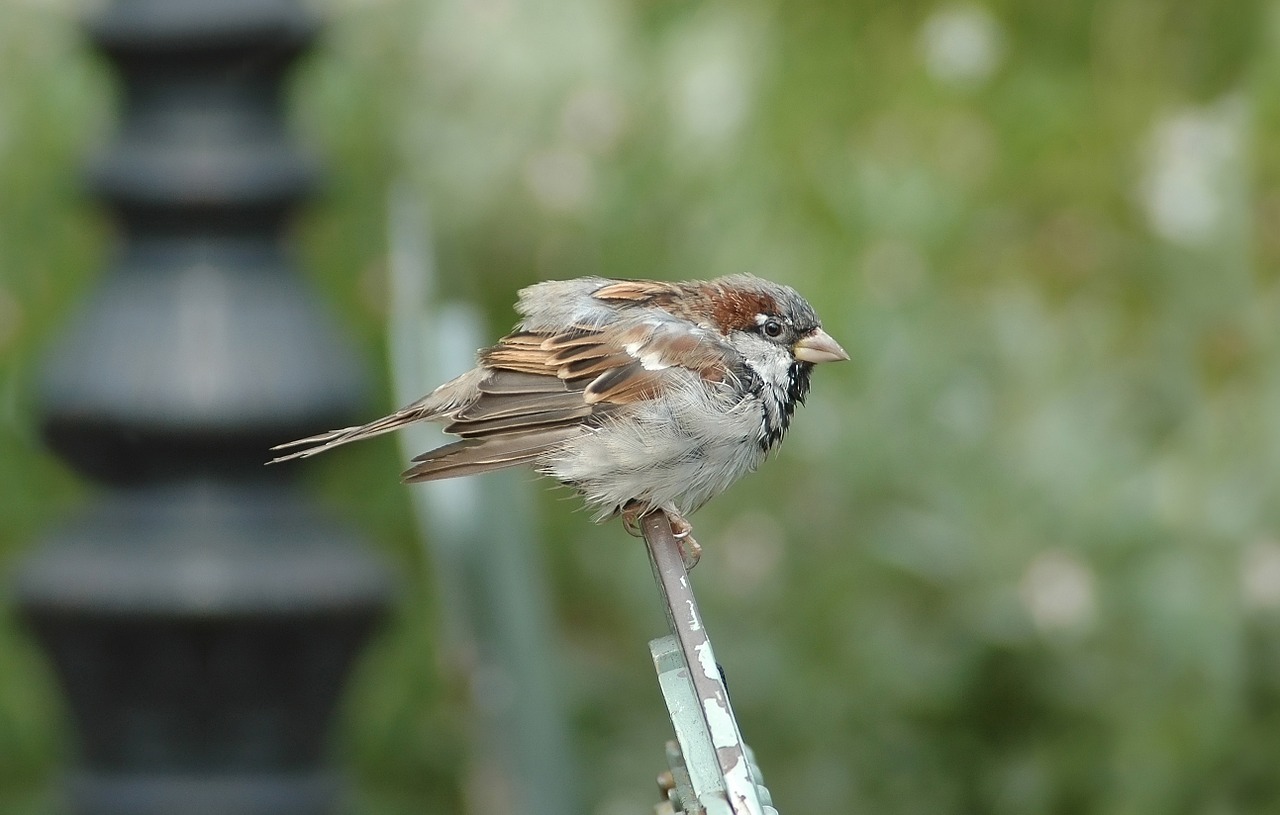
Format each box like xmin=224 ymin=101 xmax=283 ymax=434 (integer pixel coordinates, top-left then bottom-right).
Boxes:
xmin=699 ymin=282 xmax=776 ymax=333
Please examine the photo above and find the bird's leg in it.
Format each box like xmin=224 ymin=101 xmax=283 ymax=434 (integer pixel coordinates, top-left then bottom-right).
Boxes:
xmin=619 ymin=501 xmax=646 ymax=538
xmin=667 ymin=512 xmax=702 ymax=571
xmin=622 ymin=504 xmax=701 ymax=570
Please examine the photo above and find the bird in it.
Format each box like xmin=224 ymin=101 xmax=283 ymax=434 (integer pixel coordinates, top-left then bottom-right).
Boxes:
xmin=271 ymin=274 xmax=848 ymax=566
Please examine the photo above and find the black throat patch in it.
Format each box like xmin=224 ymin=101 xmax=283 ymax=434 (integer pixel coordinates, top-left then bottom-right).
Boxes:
xmin=759 ymin=361 xmax=813 ymax=451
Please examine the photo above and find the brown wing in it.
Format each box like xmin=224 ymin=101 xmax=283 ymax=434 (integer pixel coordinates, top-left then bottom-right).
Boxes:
xmin=401 ymin=316 xmax=737 ymax=482
xmin=591 ymin=279 xmax=682 ymax=306
xmin=272 ymin=306 xmax=738 ymax=480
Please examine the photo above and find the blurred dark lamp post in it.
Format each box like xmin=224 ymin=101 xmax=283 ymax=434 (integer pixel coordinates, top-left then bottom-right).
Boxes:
xmin=12 ymin=2 xmax=391 ymax=814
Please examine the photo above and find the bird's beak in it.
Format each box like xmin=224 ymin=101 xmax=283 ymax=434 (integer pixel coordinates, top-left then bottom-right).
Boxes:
xmin=793 ymin=328 xmax=849 ymax=364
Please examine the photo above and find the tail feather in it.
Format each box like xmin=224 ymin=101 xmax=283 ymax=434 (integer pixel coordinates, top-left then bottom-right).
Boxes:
xmin=268 ymin=368 xmax=488 ymax=464
xmin=268 ymin=410 xmax=427 ymax=464
xmin=402 ymin=426 xmax=581 ymax=482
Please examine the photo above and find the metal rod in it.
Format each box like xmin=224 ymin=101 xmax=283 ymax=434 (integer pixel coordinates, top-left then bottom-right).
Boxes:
xmin=641 ymin=512 xmax=766 ymax=815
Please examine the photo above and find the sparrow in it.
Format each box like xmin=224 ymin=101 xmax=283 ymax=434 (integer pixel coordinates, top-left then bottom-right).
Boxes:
xmin=271 ymin=274 xmax=847 ymax=566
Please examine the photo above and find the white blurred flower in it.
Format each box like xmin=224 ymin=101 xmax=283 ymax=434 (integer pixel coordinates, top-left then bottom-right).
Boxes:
xmin=409 ymin=0 xmax=628 ymax=212
xmin=1242 ymin=539 xmax=1280 ymax=611
xmin=523 ymin=147 xmax=593 ymax=213
xmin=919 ymin=4 xmax=1004 ymax=89
xmin=1019 ymin=550 xmax=1096 ymax=634
xmin=561 ymin=85 xmax=627 ymax=155
xmin=665 ymin=11 xmax=761 ymax=155
xmin=1139 ymin=96 xmax=1247 ymax=246
xmin=677 ymin=56 xmax=748 ymax=144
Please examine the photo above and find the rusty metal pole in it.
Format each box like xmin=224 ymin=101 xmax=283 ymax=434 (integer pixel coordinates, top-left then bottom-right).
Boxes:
xmin=641 ymin=512 xmax=774 ymax=815
xmin=12 ymin=2 xmax=390 ymax=814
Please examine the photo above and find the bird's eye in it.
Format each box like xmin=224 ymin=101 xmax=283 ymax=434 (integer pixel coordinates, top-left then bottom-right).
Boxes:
xmin=762 ymin=318 xmax=784 ymax=338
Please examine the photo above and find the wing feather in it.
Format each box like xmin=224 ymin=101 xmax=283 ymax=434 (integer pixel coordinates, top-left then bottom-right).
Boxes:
xmin=582 ymin=362 xmax=665 ymax=404
xmin=591 ymin=279 xmax=681 ymax=304
xmin=445 ymin=405 xmax=595 ymax=437
xmin=402 ymin=426 xmax=583 ymax=482
xmin=453 ymin=390 xmax=583 ymax=422
xmin=476 ymin=369 xmax=581 ymax=395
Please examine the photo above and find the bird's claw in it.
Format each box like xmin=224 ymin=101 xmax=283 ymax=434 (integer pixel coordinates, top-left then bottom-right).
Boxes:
xmin=621 ymin=506 xmax=702 ymax=569
xmin=677 ymin=536 xmax=702 ymax=571
xmin=668 ymin=513 xmax=702 ymax=571
xmin=620 ymin=503 xmax=645 ymax=538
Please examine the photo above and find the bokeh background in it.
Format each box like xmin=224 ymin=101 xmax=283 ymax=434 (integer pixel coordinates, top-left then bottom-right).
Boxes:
xmin=3 ymin=0 xmax=1280 ymax=812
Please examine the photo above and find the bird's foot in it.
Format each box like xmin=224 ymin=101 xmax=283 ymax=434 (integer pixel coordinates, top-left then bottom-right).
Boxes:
xmin=667 ymin=512 xmax=702 ymax=571
xmin=621 ymin=504 xmax=701 ymax=570
xmin=620 ymin=502 xmax=646 ymax=538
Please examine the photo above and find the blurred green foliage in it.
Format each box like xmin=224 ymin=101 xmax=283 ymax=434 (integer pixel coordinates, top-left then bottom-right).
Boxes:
xmin=4 ymin=0 xmax=1280 ymax=813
